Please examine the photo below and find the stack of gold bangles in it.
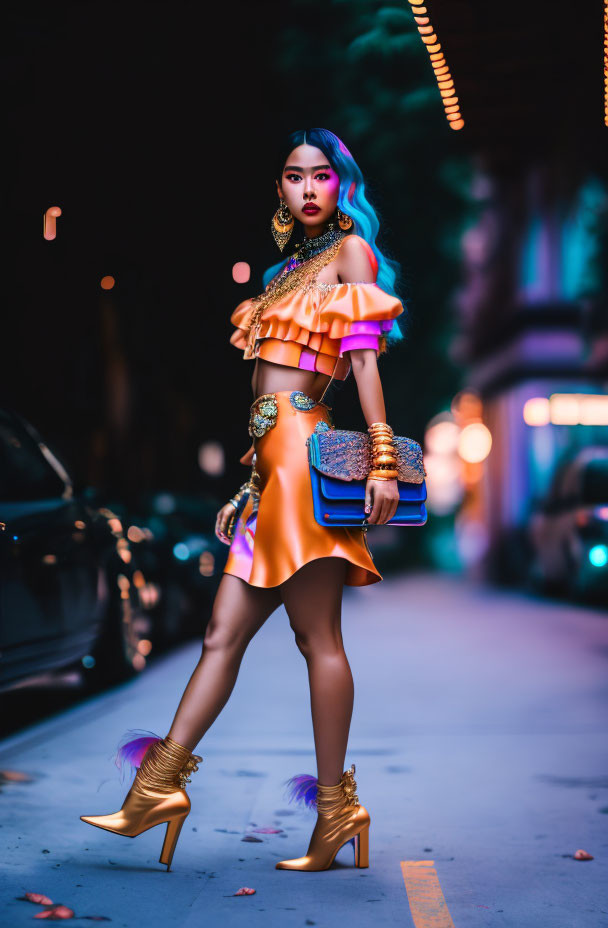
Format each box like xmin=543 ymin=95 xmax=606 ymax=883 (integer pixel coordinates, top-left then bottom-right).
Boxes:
xmin=367 ymin=421 xmax=398 ymax=480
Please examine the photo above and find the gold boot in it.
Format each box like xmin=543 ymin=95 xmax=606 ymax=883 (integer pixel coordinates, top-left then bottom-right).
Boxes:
xmin=276 ymin=763 xmax=370 ymax=871
xmin=81 ymin=736 xmax=202 ymax=871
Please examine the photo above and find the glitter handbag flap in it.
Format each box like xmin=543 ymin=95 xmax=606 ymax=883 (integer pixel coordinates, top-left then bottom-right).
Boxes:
xmin=307 ymin=429 xmax=426 ymax=484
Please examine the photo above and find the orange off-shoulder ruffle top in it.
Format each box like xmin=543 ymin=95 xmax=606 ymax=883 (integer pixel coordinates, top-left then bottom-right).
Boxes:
xmin=230 ymin=280 xmax=405 ymax=380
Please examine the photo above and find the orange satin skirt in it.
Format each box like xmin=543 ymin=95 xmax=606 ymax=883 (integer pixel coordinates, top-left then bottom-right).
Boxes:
xmin=223 ymin=390 xmax=382 ymax=588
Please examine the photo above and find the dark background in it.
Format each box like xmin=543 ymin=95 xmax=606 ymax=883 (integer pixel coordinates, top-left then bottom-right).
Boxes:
xmin=3 ymin=0 xmax=605 ymax=516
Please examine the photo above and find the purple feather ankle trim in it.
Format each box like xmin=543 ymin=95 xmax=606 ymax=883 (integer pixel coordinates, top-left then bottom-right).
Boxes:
xmin=283 ymin=773 xmax=318 ymax=811
xmin=113 ymin=729 xmax=163 ymax=783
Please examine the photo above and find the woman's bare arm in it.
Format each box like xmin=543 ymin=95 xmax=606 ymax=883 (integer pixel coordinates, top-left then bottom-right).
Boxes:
xmin=348 ymin=349 xmax=399 ymax=524
xmin=349 ymin=348 xmax=386 ymax=424
xmin=336 ymin=236 xmax=399 ymax=525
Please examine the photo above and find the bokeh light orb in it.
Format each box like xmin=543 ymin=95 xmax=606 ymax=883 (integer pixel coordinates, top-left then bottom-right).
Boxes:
xmin=425 ymin=418 xmax=460 ymax=455
xmin=458 ymin=422 xmax=492 ymax=463
xmin=589 ymin=544 xmax=608 ymax=568
xmin=173 ymin=542 xmax=189 ymax=561
xmin=452 ymin=390 xmax=482 ymax=421
xmin=550 ymin=394 xmax=580 ymax=425
xmin=198 ymin=440 xmax=225 ymax=476
xmin=100 ymin=275 xmax=115 ymax=290
xmin=232 ymin=262 xmax=251 ymax=284
xmin=523 ymin=397 xmax=550 ymax=426
xmin=199 ymin=550 xmax=215 ymax=577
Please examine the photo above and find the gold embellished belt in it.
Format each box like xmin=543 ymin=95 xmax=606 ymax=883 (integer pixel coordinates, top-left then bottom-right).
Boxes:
xmin=248 ymin=390 xmax=321 ymax=438
xmin=249 ymin=393 xmax=278 ymax=438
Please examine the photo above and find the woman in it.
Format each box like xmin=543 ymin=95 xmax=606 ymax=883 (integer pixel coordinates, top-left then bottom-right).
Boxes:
xmin=81 ymin=128 xmax=406 ymax=873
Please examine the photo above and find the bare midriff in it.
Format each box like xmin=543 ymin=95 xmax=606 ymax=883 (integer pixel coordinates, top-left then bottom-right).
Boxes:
xmin=251 ymin=357 xmax=335 ymax=403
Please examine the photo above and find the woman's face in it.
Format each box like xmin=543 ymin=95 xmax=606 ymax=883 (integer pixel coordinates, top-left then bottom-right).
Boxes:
xmin=276 ymin=144 xmax=340 ymax=231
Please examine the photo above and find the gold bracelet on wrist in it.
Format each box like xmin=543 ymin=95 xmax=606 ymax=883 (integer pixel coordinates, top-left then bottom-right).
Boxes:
xmin=367 ymin=421 xmax=398 ymax=479
xmin=368 ymin=421 xmax=394 ymax=433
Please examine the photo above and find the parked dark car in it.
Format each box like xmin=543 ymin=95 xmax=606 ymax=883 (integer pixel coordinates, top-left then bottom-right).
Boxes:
xmin=91 ymin=490 xmax=226 ymax=647
xmin=528 ymin=446 xmax=608 ymax=602
xmin=0 ymin=409 xmax=156 ymax=693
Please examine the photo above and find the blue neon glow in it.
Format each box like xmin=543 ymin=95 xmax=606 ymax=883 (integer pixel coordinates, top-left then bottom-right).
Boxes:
xmin=588 ymin=544 xmax=608 ymax=568
xmin=561 ymin=177 xmax=605 ymax=299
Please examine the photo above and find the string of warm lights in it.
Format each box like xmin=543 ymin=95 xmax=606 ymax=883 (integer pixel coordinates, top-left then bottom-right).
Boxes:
xmin=605 ymin=0 xmax=608 ymax=126
xmin=524 ymin=393 xmax=608 ymax=426
xmin=407 ymin=0 xmax=464 ymax=130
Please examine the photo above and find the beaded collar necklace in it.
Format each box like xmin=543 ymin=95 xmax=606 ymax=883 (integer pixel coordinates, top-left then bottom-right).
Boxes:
xmin=282 ymin=226 xmax=346 ymax=274
xmin=241 ymin=228 xmax=347 ymax=360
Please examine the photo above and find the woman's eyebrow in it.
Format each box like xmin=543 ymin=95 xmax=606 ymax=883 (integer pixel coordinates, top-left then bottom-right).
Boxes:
xmin=284 ymin=164 xmax=332 ymax=172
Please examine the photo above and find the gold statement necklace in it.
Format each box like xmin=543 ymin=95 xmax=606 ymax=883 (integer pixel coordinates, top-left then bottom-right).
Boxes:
xmin=242 ymin=229 xmax=346 ymax=359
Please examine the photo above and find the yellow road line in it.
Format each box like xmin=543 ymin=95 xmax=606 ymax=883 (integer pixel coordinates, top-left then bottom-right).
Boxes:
xmin=401 ymin=860 xmax=456 ymax=928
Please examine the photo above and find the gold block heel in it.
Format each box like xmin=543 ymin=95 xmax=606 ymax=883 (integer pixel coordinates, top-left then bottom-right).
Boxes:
xmin=159 ymin=814 xmax=188 ymax=871
xmin=353 ymin=823 xmax=369 ymax=867
xmin=81 ymin=735 xmax=202 ymax=872
xmin=276 ymin=763 xmax=371 ymax=871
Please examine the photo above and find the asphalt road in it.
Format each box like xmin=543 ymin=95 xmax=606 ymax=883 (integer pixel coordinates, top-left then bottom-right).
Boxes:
xmin=1 ymin=570 xmax=607 ymax=927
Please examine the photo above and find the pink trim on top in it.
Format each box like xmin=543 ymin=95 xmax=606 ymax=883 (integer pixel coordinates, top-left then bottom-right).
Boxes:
xmin=338 ymin=319 xmax=394 ymax=356
xmin=344 ymin=320 xmax=394 ymax=336
xmin=298 ymin=348 xmax=317 ymax=372
xmin=339 ymin=333 xmax=381 ymax=355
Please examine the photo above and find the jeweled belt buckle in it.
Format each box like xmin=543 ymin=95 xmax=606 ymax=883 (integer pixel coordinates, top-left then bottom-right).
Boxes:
xmin=249 ymin=393 xmax=278 ymax=438
xmin=289 ymin=390 xmax=317 ymax=411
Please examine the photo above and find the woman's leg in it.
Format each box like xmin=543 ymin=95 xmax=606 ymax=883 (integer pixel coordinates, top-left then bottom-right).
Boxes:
xmin=167 ymin=573 xmax=282 ymax=751
xmin=280 ymin=557 xmax=353 ymax=786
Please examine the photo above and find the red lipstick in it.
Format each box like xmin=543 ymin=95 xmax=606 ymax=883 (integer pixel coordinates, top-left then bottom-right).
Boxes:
xmin=302 ymin=204 xmax=321 ymax=215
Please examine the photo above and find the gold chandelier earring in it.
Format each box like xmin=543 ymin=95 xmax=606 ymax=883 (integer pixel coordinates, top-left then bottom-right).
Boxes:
xmin=272 ymin=199 xmax=294 ymax=252
xmin=336 ymin=207 xmax=353 ymax=231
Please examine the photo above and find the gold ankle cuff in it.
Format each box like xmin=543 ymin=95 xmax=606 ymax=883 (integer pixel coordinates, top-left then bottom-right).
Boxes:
xmin=315 ymin=764 xmax=360 ymax=813
xmin=133 ymin=737 xmax=203 ymax=794
xmin=340 ymin=764 xmax=360 ymax=806
xmin=275 ymin=762 xmax=369 ymax=871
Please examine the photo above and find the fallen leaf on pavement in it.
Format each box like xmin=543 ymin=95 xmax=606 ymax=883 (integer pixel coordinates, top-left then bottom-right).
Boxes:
xmin=1 ymin=769 xmax=35 ymax=782
xmin=574 ymin=849 xmax=594 ymax=860
xmin=21 ymin=894 xmax=54 ymax=905
xmin=34 ymin=905 xmax=75 ymax=919
xmin=233 ymin=887 xmax=256 ymax=895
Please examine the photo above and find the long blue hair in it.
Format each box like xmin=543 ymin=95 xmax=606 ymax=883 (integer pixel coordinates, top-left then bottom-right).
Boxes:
xmin=263 ymin=128 xmax=406 ymax=345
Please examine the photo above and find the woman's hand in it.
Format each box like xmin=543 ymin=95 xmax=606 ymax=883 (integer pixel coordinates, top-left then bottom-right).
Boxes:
xmin=364 ymin=477 xmax=399 ymax=525
xmin=215 ymin=502 xmax=237 ymax=545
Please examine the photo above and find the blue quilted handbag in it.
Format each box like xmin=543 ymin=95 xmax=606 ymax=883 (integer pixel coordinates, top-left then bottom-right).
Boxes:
xmin=306 ymin=425 xmax=428 ymax=527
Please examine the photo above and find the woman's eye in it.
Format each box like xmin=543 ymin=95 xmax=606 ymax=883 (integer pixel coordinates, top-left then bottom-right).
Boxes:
xmin=315 ymin=173 xmax=331 ymax=181
xmin=285 ymin=174 xmax=302 ymax=182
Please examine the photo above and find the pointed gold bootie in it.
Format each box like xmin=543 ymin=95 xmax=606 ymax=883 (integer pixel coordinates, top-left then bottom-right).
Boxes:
xmin=275 ymin=763 xmax=370 ymax=871
xmin=81 ymin=734 xmax=202 ymax=871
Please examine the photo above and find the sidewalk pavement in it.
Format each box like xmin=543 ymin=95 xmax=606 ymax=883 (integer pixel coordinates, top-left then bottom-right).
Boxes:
xmin=1 ymin=569 xmax=607 ymax=927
